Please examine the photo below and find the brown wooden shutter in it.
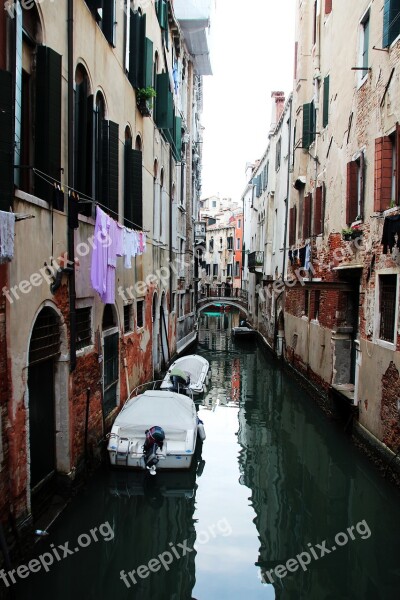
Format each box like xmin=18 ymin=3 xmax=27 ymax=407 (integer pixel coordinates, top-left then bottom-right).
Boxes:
xmin=325 ymin=0 xmax=332 ymax=14
xmin=359 ymin=151 xmax=365 ymax=220
xmin=303 ymin=193 xmax=312 ymax=239
xmin=346 ymin=161 xmax=358 ymax=224
xmin=314 ymin=186 xmax=323 ymax=235
xmin=289 ymin=205 xmax=297 ymax=246
xmin=374 ymin=136 xmax=392 ymax=212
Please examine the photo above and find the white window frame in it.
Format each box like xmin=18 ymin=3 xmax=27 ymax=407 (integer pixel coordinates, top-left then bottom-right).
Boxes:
xmin=358 ymin=7 xmax=371 ymax=88
xmin=374 ymin=270 xmax=400 ymax=350
xmin=136 ymin=298 xmax=145 ymax=330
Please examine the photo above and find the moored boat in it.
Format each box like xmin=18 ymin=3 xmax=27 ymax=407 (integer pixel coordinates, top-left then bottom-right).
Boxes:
xmin=107 ymin=390 xmax=204 ymax=474
xmin=160 ymin=354 xmax=210 ymax=396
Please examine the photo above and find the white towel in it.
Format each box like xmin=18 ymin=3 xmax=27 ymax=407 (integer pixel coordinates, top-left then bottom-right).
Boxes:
xmin=0 ymin=211 xmax=15 ymax=263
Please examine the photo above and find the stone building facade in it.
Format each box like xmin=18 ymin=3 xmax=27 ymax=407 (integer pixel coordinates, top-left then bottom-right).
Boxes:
xmin=0 ymin=0 xmax=211 ymax=531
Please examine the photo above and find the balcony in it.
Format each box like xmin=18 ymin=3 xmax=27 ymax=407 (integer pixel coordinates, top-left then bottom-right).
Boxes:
xmin=248 ymin=251 xmax=264 ymax=272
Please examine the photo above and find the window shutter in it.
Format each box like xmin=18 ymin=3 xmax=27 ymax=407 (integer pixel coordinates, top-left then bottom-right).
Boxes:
xmin=323 ymin=75 xmax=329 ymax=128
xmin=359 ymin=151 xmax=365 ymax=220
xmin=124 ymin=148 xmax=142 ymax=229
xmin=155 ymin=73 xmax=174 ymax=129
xmin=325 ymin=0 xmax=332 ymax=14
xmin=102 ymin=120 xmax=119 ymax=217
xmin=129 ymin=11 xmax=146 ymax=88
xmin=173 ymin=115 xmax=182 ymax=161
xmin=374 ymin=137 xmax=392 ymax=211
xmin=313 ymin=186 xmax=323 ymax=235
xmin=302 ymin=101 xmax=314 ymax=149
xmin=303 ymin=193 xmax=312 ymax=239
xmin=346 ymin=161 xmax=359 ymax=224
xmin=75 ymin=82 xmax=88 ymax=193
xmin=0 ymin=70 xmax=13 ymax=212
xmin=383 ymin=0 xmax=400 ymax=47
xmin=289 ymin=205 xmax=297 ymax=246
xmin=34 ymin=47 xmax=62 ymax=203
xmin=102 ymin=0 xmax=116 ymax=46
xmin=157 ymin=0 xmax=168 ymax=29
xmin=144 ymin=37 xmax=153 ymax=88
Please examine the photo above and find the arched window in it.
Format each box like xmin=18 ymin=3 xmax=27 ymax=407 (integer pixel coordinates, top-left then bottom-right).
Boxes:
xmin=74 ymin=65 xmax=93 ymax=215
xmin=12 ymin=4 xmax=62 ymax=203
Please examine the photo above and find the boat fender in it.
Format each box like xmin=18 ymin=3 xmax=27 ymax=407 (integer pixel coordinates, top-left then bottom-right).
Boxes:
xmin=197 ymin=418 xmax=206 ymax=441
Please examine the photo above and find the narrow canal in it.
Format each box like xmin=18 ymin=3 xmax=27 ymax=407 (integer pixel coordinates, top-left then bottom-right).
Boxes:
xmin=14 ymin=311 xmax=400 ymax=600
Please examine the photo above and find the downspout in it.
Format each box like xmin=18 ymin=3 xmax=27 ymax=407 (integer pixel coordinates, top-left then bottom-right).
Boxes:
xmin=68 ymin=0 xmax=76 ymax=372
xmin=169 ymin=147 xmax=173 ymax=312
xmin=279 ymin=95 xmax=293 ymax=357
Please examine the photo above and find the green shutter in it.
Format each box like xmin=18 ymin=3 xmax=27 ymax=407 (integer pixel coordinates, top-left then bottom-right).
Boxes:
xmin=383 ymin=0 xmax=400 ymax=47
xmin=173 ymin=115 xmax=182 ymax=161
xmin=157 ymin=0 xmax=168 ymax=29
xmin=124 ymin=146 xmax=143 ymax=229
xmin=102 ymin=0 xmax=115 ymax=46
xmin=302 ymin=101 xmax=314 ymax=149
xmin=144 ymin=37 xmax=153 ymax=88
xmin=34 ymin=47 xmax=62 ymax=203
xmin=102 ymin=120 xmax=119 ymax=217
xmin=0 ymin=70 xmax=13 ymax=212
xmin=323 ymin=75 xmax=329 ymax=128
xmin=129 ymin=12 xmax=146 ymax=88
xmin=155 ymin=73 xmax=174 ymax=129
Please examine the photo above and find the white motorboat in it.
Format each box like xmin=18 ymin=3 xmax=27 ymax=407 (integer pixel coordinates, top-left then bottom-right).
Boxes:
xmin=160 ymin=354 xmax=210 ymax=396
xmin=107 ymin=390 xmax=205 ymax=473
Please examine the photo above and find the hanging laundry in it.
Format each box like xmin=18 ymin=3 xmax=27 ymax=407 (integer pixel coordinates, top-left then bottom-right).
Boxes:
xmin=123 ymin=228 xmax=139 ymax=268
xmin=138 ymin=231 xmax=147 ymax=254
xmin=91 ymin=206 xmax=109 ymax=299
xmin=68 ymin=191 xmax=79 ymax=229
xmin=381 ymin=214 xmax=400 ymax=254
xmin=0 ymin=211 xmax=15 ymax=263
xmin=53 ymin=184 xmax=65 ymax=212
xmin=102 ymin=218 xmax=124 ymax=305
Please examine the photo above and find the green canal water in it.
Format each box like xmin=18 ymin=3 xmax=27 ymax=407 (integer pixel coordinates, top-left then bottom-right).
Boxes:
xmin=13 ymin=312 xmax=400 ymax=599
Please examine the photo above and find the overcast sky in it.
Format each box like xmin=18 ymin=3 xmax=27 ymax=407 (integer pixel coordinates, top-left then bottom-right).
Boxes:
xmin=201 ymin=0 xmax=296 ymax=202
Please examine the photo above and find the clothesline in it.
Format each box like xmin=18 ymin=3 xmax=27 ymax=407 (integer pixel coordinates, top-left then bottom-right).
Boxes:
xmin=32 ymin=167 xmax=155 ymax=241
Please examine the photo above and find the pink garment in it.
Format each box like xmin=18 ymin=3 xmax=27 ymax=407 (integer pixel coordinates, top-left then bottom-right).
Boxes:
xmin=138 ymin=232 xmax=146 ymax=254
xmin=90 ymin=207 xmax=109 ymax=298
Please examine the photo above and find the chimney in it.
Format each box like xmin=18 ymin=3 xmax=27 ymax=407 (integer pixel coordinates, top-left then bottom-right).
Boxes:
xmin=269 ymin=91 xmax=285 ymax=132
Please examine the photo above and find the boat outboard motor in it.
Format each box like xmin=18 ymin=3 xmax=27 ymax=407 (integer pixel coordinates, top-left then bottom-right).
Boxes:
xmin=170 ymin=368 xmax=190 ymax=394
xmin=143 ymin=426 xmax=165 ymax=475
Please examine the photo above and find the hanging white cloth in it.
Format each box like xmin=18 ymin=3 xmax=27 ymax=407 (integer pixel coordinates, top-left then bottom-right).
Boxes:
xmin=0 ymin=211 xmax=15 ymax=263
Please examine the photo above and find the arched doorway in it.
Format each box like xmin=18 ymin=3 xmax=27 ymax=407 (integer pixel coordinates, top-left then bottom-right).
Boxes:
xmin=152 ymin=292 xmax=160 ymax=376
xmin=102 ymin=304 xmax=119 ymax=416
xmin=28 ymin=307 xmax=61 ymax=490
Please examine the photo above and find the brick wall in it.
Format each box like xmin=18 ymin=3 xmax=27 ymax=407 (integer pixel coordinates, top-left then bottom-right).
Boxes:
xmin=381 ymin=362 xmax=400 ymax=452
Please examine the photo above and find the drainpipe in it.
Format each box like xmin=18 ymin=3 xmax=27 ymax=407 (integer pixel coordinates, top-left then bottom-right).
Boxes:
xmin=278 ymin=96 xmax=292 ymax=357
xmin=169 ymin=146 xmax=173 ymax=312
xmin=68 ymin=0 xmax=76 ymax=372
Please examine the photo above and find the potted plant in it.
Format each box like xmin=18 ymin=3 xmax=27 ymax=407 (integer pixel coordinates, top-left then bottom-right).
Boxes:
xmin=136 ymin=86 xmax=156 ymax=117
xmin=342 ymin=225 xmax=362 ymax=240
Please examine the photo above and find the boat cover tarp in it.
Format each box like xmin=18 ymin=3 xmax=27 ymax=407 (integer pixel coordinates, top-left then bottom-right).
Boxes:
xmin=115 ymin=391 xmax=196 ymax=439
xmin=168 ymin=355 xmax=209 ymax=382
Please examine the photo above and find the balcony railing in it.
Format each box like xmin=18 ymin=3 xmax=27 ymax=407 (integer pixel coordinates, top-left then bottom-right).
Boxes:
xmin=248 ymin=251 xmax=264 ymax=271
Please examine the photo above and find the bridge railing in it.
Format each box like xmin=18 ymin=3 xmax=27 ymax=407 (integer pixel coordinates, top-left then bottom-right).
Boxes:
xmin=199 ymin=286 xmax=248 ymax=303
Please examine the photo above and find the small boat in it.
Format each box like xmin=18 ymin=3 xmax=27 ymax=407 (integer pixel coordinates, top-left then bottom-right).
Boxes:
xmin=231 ymin=326 xmax=257 ymax=337
xmin=160 ymin=354 xmax=210 ymax=396
xmin=107 ymin=390 xmax=205 ymax=474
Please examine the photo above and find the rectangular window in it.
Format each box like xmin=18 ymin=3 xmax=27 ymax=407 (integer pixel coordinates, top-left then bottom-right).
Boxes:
xmin=302 ymin=101 xmax=315 ymax=149
xmin=303 ymin=193 xmax=312 ymax=239
xmin=206 ymin=264 xmax=210 ymax=276
xmin=313 ymin=185 xmax=324 ymax=236
xmin=313 ymin=290 xmax=321 ymax=320
xmin=209 ymin=238 xmax=214 ymax=252
xmin=276 ymin=138 xmax=281 ymax=171
xmin=227 ymin=236 xmax=233 ymax=249
xmin=76 ymin=307 xmax=92 ymax=351
xmin=323 ymin=75 xmax=329 ymax=128
xmin=325 ymin=0 xmax=332 ymax=15
xmin=346 ymin=154 xmax=364 ymax=224
xmin=237 ymin=219 xmax=241 ymax=229
xmin=235 ymin=261 xmax=240 ymax=277
xmin=136 ymin=299 xmax=144 ymax=328
xmin=124 ymin=304 xmax=133 ymax=333
xmin=236 ymin=238 xmax=241 ymax=250
xmin=359 ymin=11 xmax=370 ymax=83
xmin=227 ymin=263 xmax=233 ymax=276
xmin=313 ymin=0 xmax=318 ymax=45
xmin=383 ymin=0 xmax=400 ymax=47
xmin=213 ymin=264 xmax=218 ymax=276
xmin=379 ymin=274 xmax=397 ymax=343
xmin=289 ymin=205 xmax=297 ymax=246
